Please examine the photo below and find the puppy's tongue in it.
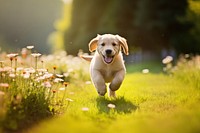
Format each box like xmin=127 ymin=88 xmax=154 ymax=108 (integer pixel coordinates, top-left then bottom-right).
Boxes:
xmin=104 ymin=57 xmax=113 ymax=63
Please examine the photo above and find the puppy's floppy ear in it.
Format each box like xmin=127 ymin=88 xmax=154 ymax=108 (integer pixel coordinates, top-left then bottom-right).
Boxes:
xmin=89 ymin=34 xmax=100 ymax=52
xmin=115 ymin=35 xmax=129 ymax=55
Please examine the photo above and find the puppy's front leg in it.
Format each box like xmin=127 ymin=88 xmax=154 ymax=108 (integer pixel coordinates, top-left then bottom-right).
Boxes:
xmin=91 ymin=70 xmax=107 ymax=96
xmin=109 ymin=70 xmax=125 ymax=97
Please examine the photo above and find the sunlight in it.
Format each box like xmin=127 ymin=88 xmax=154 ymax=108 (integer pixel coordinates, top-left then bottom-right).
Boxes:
xmin=62 ymin=0 xmax=73 ymax=4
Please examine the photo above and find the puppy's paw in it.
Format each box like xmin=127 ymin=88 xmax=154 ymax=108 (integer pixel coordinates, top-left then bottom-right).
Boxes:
xmin=98 ymin=90 xmax=107 ymax=96
xmin=108 ymin=89 xmax=116 ymax=98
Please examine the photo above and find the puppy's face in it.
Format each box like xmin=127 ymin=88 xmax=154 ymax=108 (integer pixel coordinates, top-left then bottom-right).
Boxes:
xmin=89 ymin=34 xmax=129 ymax=65
xmin=97 ymin=35 xmax=120 ymax=64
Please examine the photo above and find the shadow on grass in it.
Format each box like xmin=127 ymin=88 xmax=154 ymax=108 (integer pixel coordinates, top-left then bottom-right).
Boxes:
xmin=96 ymin=96 xmax=138 ymax=114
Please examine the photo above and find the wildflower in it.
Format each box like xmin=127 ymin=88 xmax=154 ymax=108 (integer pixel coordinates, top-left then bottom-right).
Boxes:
xmin=107 ymin=103 xmax=116 ymax=109
xmin=43 ymin=73 xmax=53 ymax=79
xmin=63 ymin=82 xmax=69 ymax=87
xmin=162 ymin=56 xmax=173 ymax=64
xmin=0 ymin=91 xmax=5 ymax=96
xmin=54 ymin=78 xmax=64 ymax=83
xmin=37 ymin=69 xmax=47 ymax=76
xmin=7 ymin=53 xmax=18 ymax=68
xmin=42 ymin=81 xmax=52 ymax=88
xmin=53 ymin=66 xmax=57 ymax=70
xmin=142 ymin=69 xmax=149 ymax=74
xmin=0 ymin=83 xmax=9 ymax=88
xmin=59 ymin=87 xmax=65 ymax=91
xmin=23 ymin=73 xmax=30 ymax=79
xmin=85 ymin=81 xmax=91 ymax=84
xmin=7 ymin=53 xmax=18 ymax=59
xmin=9 ymin=73 xmax=16 ymax=78
xmin=51 ymin=75 xmax=56 ymax=80
xmin=31 ymin=53 xmax=41 ymax=58
xmin=56 ymin=74 xmax=64 ymax=78
xmin=69 ymin=92 xmax=74 ymax=95
xmin=17 ymin=67 xmax=24 ymax=72
xmin=185 ymin=54 xmax=190 ymax=58
xmin=52 ymin=90 xmax=56 ymax=93
xmin=81 ymin=107 xmax=89 ymax=111
xmin=24 ymin=67 xmax=36 ymax=74
xmin=53 ymin=66 xmax=57 ymax=74
xmin=0 ymin=67 xmax=12 ymax=72
xmin=36 ymin=76 xmax=45 ymax=82
xmin=63 ymin=72 xmax=69 ymax=77
xmin=37 ymin=68 xmax=47 ymax=72
xmin=40 ymin=60 xmax=45 ymax=69
xmin=68 ymin=68 xmax=74 ymax=73
xmin=66 ymin=98 xmax=73 ymax=102
xmin=26 ymin=45 xmax=34 ymax=50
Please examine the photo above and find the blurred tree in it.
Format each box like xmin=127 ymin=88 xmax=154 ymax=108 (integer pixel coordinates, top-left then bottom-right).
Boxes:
xmin=64 ymin=0 xmax=110 ymax=54
xmin=0 ymin=0 xmax=62 ymax=53
xmin=61 ymin=0 xmax=199 ymax=55
xmin=48 ymin=1 xmax=72 ymax=52
xmin=63 ymin=0 xmax=138 ymax=55
xmin=134 ymin=0 xmax=194 ymax=53
xmin=98 ymin=0 xmax=137 ymax=51
xmin=178 ymin=0 xmax=200 ymax=54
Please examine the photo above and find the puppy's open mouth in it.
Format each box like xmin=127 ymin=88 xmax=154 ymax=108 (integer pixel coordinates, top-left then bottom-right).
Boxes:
xmin=103 ymin=55 xmax=114 ymax=64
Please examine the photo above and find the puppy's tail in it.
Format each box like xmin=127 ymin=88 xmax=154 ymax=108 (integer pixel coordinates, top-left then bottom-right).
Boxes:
xmin=79 ymin=55 xmax=93 ymax=62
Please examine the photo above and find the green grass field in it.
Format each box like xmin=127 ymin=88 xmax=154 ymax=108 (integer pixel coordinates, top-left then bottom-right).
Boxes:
xmin=24 ymin=63 xmax=200 ymax=133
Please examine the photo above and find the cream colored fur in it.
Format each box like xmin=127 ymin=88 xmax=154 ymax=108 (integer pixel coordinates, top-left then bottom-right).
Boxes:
xmin=83 ymin=34 xmax=129 ymax=97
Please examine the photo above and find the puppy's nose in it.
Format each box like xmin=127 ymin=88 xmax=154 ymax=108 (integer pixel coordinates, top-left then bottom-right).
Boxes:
xmin=105 ymin=49 xmax=112 ymax=55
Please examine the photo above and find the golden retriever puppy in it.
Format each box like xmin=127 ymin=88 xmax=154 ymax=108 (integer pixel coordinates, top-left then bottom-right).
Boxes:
xmin=83 ymin=34 xmax=129 ymax=97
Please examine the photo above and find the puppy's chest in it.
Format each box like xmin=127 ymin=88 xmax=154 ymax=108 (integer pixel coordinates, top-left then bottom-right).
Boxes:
xmin=100 ymin=68 xmax=117 ymax=83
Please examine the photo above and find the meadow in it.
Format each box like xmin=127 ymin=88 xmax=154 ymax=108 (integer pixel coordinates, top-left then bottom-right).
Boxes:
xmin=0 ymin=47 xmax=200 ymax=133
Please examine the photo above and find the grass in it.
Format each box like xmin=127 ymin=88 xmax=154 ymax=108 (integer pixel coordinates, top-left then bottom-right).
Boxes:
xmin=126 ymin=61 xmax=163 ymax=73
xmin=24 ymin=68 xmax=200 ymax=133
xmin=1 ymin=48 xmax=200 ymax=133
xmin=0 ymin=49 xmax=89 ymax=132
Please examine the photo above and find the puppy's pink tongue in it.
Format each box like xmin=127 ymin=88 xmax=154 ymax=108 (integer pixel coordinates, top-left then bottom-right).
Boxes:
xmin=105 ymin=57 xmax=113 ymax=63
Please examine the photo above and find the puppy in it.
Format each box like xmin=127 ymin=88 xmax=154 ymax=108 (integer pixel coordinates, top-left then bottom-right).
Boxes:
xmin=82 ymin=34 xmax=129 ymax=97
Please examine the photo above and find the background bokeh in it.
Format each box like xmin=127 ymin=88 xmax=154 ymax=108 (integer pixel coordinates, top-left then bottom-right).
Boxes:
xmin=0 ymin=0 xmax=200 ymax=56
xmin=0 ymin=0 xmax=62 ymax=53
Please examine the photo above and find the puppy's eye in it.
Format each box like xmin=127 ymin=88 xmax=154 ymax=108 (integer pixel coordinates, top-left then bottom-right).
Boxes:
xmin=112 ymin=43 xmax=116 ymax=46
xmin=101 ymin=43 xmax=105 ymax=46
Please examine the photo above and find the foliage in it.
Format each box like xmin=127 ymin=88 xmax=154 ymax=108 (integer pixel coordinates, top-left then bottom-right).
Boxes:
xmin=57 ymin=0 xmax=200 ymax=55
xmin=25 ymin=68 xmax=200 ymax=133
xmin=1 ymin=46 xmax=200 ymax=133
xmin=0 ymin=46 xmax=89 ymax=132
xmin=63 ymin=0 xmax=138 ymax=55
xmin=135 ymin=0 xmax=194 ymax=53
xmin=181 ymin=0 xmax=200 ymax=53
xmin=48 ymin=2 xmax=72 ymax=52
xmin=165 ymin=54 xmax=200 ymax=89
xmin=40 ymin=51 xmax=90 ymax=82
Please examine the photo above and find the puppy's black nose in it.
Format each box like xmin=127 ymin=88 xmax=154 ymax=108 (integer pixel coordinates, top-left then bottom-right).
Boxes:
xmin=105 ymin=49 xmax=112 ymax=55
